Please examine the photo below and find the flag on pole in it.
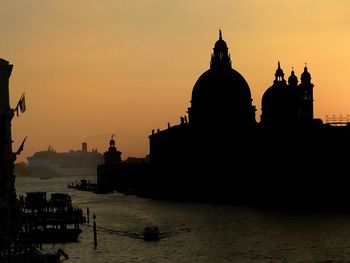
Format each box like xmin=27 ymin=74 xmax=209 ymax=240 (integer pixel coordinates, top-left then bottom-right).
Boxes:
xmin=15 ymin=136 xmax=27 ymax=155
xmin=19 ymin=93 xmax=26 ymax=113
xmin=14 ymin=93 xmax=26 ymax=117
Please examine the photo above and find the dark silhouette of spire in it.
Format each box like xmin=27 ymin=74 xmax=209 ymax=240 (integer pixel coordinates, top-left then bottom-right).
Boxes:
xmin=274 ymin=61 xmax=285 ymax=82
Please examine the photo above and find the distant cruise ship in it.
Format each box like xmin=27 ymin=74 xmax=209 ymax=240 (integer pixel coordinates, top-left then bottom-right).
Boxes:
xmin=27 ymin=142 xmax=104 ymax=177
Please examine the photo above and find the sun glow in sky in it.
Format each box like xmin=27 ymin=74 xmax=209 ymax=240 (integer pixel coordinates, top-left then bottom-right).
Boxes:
xmin=2 ymin=0 xmax=350 ymax=162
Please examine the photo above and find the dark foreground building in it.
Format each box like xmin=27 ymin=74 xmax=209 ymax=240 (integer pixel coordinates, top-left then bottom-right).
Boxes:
xmin=0 ymin=59 xmax=21 ymax=259
xmin=98 ymin=32 xmax=350 ymax=208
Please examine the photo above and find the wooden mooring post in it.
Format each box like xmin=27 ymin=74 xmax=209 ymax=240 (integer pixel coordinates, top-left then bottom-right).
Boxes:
xmin=93 ymin=214 xmax=97 ymax=248
xmin=87 ymin=207 xmax=90 ymax=225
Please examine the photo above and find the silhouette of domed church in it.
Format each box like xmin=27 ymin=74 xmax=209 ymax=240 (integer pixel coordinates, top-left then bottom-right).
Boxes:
xmin=98 ymin=31 xmax=350 ymax=208
xmin=147 ymin=31 xmax=350 ymax=204
xmin=188 ymin=30 xmax=256 ymax=133
xmin=261 ymin=62 xmax=314 ymax=126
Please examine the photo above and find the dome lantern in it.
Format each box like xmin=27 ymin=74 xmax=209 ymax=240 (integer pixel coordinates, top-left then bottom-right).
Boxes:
xmin=109 ymin=134 xmax=116 ymax=148
xmin=274 ymin=61 xmax=285 ymax=82
xmin=210 ymin=30 xmax=231 ymax=69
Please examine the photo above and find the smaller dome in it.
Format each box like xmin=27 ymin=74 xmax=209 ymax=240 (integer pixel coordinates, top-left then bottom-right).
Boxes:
xmin=288 ymin=70 xmax=298 ymax=86
xmin=262 ymin=83 xmax=286 ymax=109
xmin=301 ymin=66 xmax=311 ymax=83
xmin=262 ymin=64 xmax=289 ymax=115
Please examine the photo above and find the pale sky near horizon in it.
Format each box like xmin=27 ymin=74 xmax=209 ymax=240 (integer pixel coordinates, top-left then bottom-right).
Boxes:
xmin=2 ymin=0 xmax=350 ymax=162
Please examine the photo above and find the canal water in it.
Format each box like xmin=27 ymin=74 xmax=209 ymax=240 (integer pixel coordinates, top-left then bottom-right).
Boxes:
xmin=15 ymin=176 xmax=350 ymax=263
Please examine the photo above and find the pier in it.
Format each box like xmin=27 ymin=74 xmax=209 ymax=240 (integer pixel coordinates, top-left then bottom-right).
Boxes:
xmin=19 ymin=192 xmax=85 ymax=244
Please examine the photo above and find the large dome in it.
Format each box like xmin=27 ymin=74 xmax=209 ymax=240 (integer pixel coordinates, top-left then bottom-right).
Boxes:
xmin=188 ymin=31 xmax=256 ymax=130
xmin=191 ymin=68 xmax=252 ymax=106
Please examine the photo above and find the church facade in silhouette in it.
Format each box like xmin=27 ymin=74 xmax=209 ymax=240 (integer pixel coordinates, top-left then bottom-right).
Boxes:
xmin=98 ymin=32 xmax=350 ymax=207
xmin=147 ymin=31 xmax=350 ymax=205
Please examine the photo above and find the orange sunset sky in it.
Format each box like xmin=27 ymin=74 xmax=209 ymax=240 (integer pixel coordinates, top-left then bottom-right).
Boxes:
xmin=1 ymin=1 xmax=350 ymax=162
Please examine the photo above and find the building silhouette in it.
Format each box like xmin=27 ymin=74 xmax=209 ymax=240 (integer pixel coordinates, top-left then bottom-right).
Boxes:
xmin=98 ymin=32 xmax=350 ymax=208
xmin=0 ymin=59 xmax=20 ymax=256
xmin=97 ymin=135 xmax=151 ymax=194
xmin=188 ymin=30 xmax=256 ymax=133
xmin=261 ymin=62 xmax=314 ymax=126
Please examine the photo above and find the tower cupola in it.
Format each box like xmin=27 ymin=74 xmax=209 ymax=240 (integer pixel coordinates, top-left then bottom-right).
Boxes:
xmin=288 ymin=68 xmax=298 ymax=87
xmin=274 ymin=61 xmax=285 ymax=82
xmin=104 ymin=134 xmax=121 ymax=164
xmin=301 ymin=65 xmax=311 ymax=84
xmin=210 ymin=30 xmax=231 ymax=69
xmin=109 ymin=134 xmax=116 ymax=148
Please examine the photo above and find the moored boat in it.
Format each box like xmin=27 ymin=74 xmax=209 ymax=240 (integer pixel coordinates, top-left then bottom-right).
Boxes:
xmin=68 ymin=178 xmax=97 ymax=192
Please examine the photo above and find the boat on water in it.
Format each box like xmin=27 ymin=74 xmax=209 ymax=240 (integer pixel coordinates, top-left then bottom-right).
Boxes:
xmin=68 ymin=178 xmax=97 ymax=192
xmin=27 ymin=142 xmax=104 ymax=177
xmin=143 ymin=226 xmax=160 ymax=241
xmin=19 ymin=192 xmax=85 ymax=243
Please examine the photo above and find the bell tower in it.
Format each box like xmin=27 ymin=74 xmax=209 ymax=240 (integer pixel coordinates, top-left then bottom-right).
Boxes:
xmin=103 ymin=134 xmax=122 ymax=164
xmin=299 ymin=65 xmax=314 ymax=121
xmin=274 ymin=61 xmax=285 ymax=83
